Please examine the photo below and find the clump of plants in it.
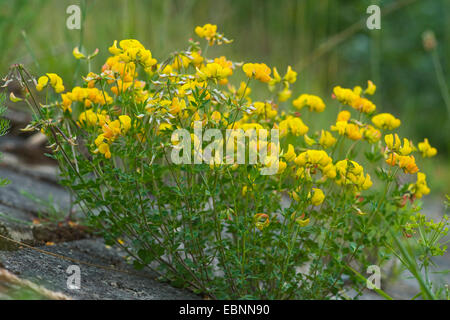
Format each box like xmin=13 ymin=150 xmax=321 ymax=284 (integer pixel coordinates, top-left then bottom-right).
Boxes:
xmin=7 ymin=24 xmax=448 ymax=299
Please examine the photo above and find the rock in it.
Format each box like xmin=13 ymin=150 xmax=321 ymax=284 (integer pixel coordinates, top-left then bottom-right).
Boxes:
xmin=0 ymin=166 xmax=70 ymax=216
xmin=0 ymin=239 xmax=199 ymax=300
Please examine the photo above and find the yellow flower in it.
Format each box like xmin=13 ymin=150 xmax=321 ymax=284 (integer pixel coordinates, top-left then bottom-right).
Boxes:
xmin=335 ymin=160 xmax=372 ymax=191
xmin=284 ymin=66 xmax=297 ymax=84
xmin=119 ymin=115 xmax=132 ymax=133
xmin=322 ymin=163 xmax=337 ymax=179
xmin=236 ymin=81 xmax=251 ymax=98
xmin=384 ymin=133 xmax=401 ymax=150
xmin=277 ymin=160 xmax=287 ymax=174
xmin=310 ymin=188 xmax=325 ymax=206
xmin=290 ymin=188 xmax=301 ymax=202
xmin=78 ymin=109 xmax=105 ymax=126
xmin=353 ymin=86 xmax=363 ymax=96
xmin=169 ymin=97 xmax=187 ymax=115
xmin=333 ymin=85 xmax=376 ymax=113
xmin=253 ymin=102 xmax=277 ymax=118
xmin=108 ymin=39 xmax=157 ymax=71
xmin=279 ymin=116 xmax=309 ymax=137
xmin=361 ymin=125 xmax=381 ymax=143
xmin=278 ymin=87 xmax=292 ymax=102
xmin=108 ymin=40 xmax=122 ymax=55
xmin=36 ymin=73 xmax=65 ymax=93
xmin=385 ymin=152 xmax=398 ymax=167
xmin=157 ymin=123 xmax=173 ymax=135
xmin=365 ymin=80 xmax=376 ymax=95
xmin=172 ymin=54 xmax=191 ymax=70
xmin=319 ymin=130 xmax=337 ymax=148
xmin=387 ymin=153 xmax=419 ymax=174
xmin=95 ymin=134 xmax=112 ymax=159
xmin=36 ymin=76 xmax=49 ymax=91
xmin=303 ymin=134 xmax=316 ymax=146
xmin=410 ymin=172 xmax=430 ymax=198
xmin=337 ymin=110 xmax=351 ymax=122
xmin=98 ymin=143 xmax=111 ymax=159
xmin=294 ymin=213 xmax=310 ymax=227
xmin=190 ymin=51 xmax=204 ymax=67
xmin=242 ymin=63 xmax=272 ymax=83
xmin=372 ymin=113 xmax=401 ymax=130
xmin=67 ymin=86 xmax=113 ymax=106
xmin=283 ymin=144 xmax=296 ymax=162
xmin=269 ymin=67 xmax=282 ymax=86
xmin=195 ymin=23 xmax=217 ymax=44
xmin=345 ymin=123 xmax=362 ymax=140
xmin=292 ymin=94 xmax=325 ymax=112
xmin=398 ymin=155 xmax=419 ymax=174
xmin=102 ymin=120 xmax=122 ymax=140
xmin=350 ymin=96 xmax=376 ymax=113
xmin=399 ymin=138 xmax=413 ymax=156
xmin=295 ymin=150 xmax=332 ymax=169
xmin=47 ymin=73 xmax=65 ymax=93
xmin=197 ymin=62 xmax=232 ymax=81
xmin=330 ymin=121 xmax=347 ymax=136
xmin=418 ymin=138 xmax=437 ymax=158
xmin=72 ymin=47 xmax=86 ymax=59
xmin=333 ymin=86 xmax=358 ymax=105
xmin=211 ymin=111 xmax=222 ymax=122
xmin=213 ymin=56 xmax=233 ymax=84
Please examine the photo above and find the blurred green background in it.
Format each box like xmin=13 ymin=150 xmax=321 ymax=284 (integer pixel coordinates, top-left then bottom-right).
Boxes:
xmin=0 ymin=0 xmax=449 ymax=194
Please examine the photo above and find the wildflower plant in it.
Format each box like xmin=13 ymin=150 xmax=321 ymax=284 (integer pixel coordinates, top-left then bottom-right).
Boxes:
xmin=8 ymin=24 xmax=446 ymax=299
xmin=0 ymin=93 xmax=10 ymax=187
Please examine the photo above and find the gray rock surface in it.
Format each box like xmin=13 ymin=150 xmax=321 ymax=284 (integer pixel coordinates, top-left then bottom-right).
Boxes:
xmin=0 ymin=159 xmax=198 ymax=300
xmin=0 ymin=238 xmax=198 ymax=300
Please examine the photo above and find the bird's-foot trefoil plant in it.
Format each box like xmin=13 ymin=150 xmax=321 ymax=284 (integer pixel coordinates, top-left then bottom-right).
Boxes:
xmin=7 ymin=24 xmax=448 ymax=299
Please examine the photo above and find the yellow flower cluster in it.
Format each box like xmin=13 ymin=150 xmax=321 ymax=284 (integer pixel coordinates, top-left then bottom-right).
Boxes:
xmin=383 ymin=133 xmax=421 ymax=174
xmin=78 ymin=109 xmax=108 ymax=127
xmin=333 ymin=84 xmax=376 ymax=114
xmin=269 ymin=66 xmax=297 ymax=101
xmin=385 ymin=152 xmax=419 ymax=174
xmin=28 ymin=24 xmax=439 ymax=221
xmin=195 ymin=23 xmax=217 ymax=44
xmin=197 ymin=62 xmax=233 ymax=83
xmin=109 ymin=39 xmax=157 ymax=73
xmin=331 ymin=120 xmax=362 ymax=141
xmin=64 ymin=87 xmax=113 ymax=110
xmin=36 ymin=73 xmax=65 ymax=93
xmin=372 ymin=113 xmax=401 ymax=130
xmin=279 ymin=116 xmax=309 ymax=137
xmin=292 ymin=94 xmax=325 ymax=113
xmin=294 ymin=150 xmax=336 ymax=180
xmin=194 ymin=23 xmax=233 ymax=46
xmin=252 ymin=102 xmax=277 ymax=119
xmin=335 ymin=160 xmax=372 ymax=191
xmin=319 ymin=130 xmax=337 ymax=148
xmin=242 ymin=63 xmax=272 ymax=83
xmin=409 ymin=172 xmax=430 ymax=199
xmin=418 ymin=138 xmax=437 ymax=158
xmin=93 ymin=115 xmax=132 ymax=159
xmin=309 ymin=188 xmax=325 ymax=206
xmin=361 ymin=125 xmax=381 ymax=143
